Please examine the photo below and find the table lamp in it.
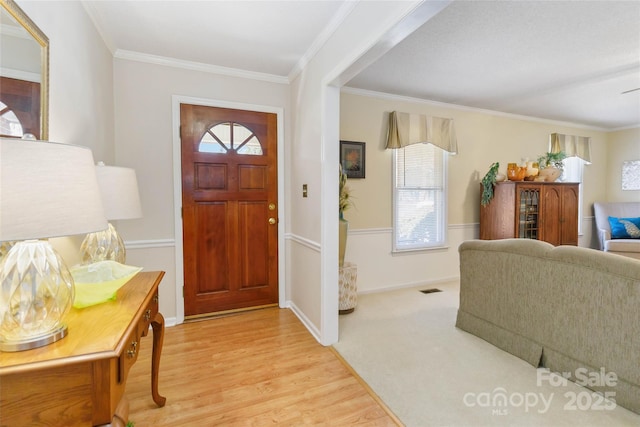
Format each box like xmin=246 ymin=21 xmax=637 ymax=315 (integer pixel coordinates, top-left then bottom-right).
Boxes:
xmin=0 ymin=138 xmax=107 ymax=351
xmin=79 ymin=162 xmax=142 ymax=264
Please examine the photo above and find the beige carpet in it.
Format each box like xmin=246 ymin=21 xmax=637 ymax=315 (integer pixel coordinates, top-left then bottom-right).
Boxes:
xmin=333 ymin=281 xmax=640 ymax=426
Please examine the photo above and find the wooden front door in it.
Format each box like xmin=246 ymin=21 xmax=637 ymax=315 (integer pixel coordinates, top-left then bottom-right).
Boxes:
xmin=180 ymin=104 xmax=278 ymax=316
xmin=0 ymin=76 xmax=41 ymax=139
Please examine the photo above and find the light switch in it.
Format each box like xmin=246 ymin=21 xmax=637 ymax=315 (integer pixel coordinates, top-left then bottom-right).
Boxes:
xmin=302 ymin=184 xmax=308 ymax=198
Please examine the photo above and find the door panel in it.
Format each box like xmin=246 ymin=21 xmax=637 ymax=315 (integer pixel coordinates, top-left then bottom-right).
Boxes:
xmin=239 ymin=165 xmax=267 ymax=189
xmin=194 ymin=202 xmax=229 ymax=293
xmin=541 ymin=186 xmax=562 ymax=246
xmin=560 ymin=185 xmax=579 ymax=245
xmin=181 ymin=104 xmax=278 ymax=316
xmin=239 ymin=201 xmax=269 ymax=288
xmin=195 ymin=163 xmax=227 ymax=190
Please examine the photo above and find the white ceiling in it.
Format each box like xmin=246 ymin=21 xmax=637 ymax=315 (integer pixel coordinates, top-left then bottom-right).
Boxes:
xmin=83 ymin=0 xmax=640 ymax=130
xmin=83 ymin=0 xmax=348 ymax=78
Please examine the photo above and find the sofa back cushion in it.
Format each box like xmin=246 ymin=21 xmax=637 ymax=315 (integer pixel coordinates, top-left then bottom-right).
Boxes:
xmin=593 ymin=202 xmax=640 ymax=247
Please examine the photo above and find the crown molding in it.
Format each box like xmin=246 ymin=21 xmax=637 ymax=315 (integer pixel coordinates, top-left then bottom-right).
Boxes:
xmin=609 ymin=123 xmax=640 ymax=132
xmin=287 ymin=1 xmax=358 ymax=82
xmin=114 ymin=50 xmax=289 ymax=85
xmin=341 ymin=86 xmax=612 ymax=132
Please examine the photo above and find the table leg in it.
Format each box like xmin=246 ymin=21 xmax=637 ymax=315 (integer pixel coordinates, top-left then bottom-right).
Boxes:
xmin=150 ymin=311 xmax=167 ymax=407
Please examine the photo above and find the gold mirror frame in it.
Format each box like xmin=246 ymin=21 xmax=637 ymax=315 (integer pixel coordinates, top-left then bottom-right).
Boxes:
xmin=0 ymin=0 xmax=49 ymax=140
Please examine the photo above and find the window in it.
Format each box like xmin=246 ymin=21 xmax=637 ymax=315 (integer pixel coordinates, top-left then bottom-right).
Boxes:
xmin=393 ymin=143 xmax=447 ymax=251
xmin=561 ymin=156 xmax=586 ymax=234
xmin=199 ymin=122 xmax=263 ymax=155
xmin=0 ymin=101 xmax=23 ymax=137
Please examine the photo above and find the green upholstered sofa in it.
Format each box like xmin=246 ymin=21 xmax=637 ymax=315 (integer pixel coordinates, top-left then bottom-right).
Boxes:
xmin=456 ymin=238 xmax=640 ymax=414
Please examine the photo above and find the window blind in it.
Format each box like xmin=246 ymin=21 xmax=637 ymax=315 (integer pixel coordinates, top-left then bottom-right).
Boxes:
xmin=393 ymin=143 xmax=446 ymax=250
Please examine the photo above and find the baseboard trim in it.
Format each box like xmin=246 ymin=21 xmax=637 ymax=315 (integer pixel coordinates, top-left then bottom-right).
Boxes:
xmin=286 ymin=301 xmax=322 ymax=343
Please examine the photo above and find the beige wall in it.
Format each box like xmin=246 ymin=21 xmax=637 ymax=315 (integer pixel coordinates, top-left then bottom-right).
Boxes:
xmin=113 ymin=59 xmax=291 ymax=240
xmin=112 ymin=58 xmax=291 ymax=321
xmin=19 ymin=1 xmax=114 ymax=161
xmin=340 ymin=90 xmax=610 ymax=229
xmin=339 ymin=90 xmax=619 ymax=292
xmin=288 ymin=0 xmax=426 ymax=344
xmin=18 ymin=1 xmax=114 ymax=266
xmin=606 ymin=128 xmax=640 ymax=202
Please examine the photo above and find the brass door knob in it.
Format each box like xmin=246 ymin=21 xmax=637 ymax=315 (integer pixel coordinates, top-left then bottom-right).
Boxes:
xmin=268 ymin=217 xmax=276 ymax=225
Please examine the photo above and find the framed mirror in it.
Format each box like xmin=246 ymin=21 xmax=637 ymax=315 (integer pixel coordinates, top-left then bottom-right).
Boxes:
xmin=0 ymin=0 xmax=49 ymax=140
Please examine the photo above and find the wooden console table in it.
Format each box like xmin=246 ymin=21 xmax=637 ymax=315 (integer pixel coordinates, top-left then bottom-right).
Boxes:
xmin=0 ymin=271 xmax=166 ymax=426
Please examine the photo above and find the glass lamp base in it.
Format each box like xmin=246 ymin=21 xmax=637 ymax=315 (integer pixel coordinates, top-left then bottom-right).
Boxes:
xmin=79 ymin=222 xmax=126 ymax=265
xmin=0 ymin=324 xmax=68 ymax=352
xmin=0 ymin=241 xmax=15 ymax=260
xmin=0 ymin=240 xmax=75 ymax=351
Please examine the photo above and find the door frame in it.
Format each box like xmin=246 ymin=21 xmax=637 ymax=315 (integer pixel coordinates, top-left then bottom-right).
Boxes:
xmin=171 ymin=95 xmax=286 ymax=325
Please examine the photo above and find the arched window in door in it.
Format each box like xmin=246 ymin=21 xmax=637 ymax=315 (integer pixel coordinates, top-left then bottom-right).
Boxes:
xmin=0 ymin=101 xmax=24 ymax=138
xmin=198 ymin=122 xmax=263 ymax=155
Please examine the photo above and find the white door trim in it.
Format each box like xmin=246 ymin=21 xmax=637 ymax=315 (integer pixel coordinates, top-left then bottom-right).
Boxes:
xmin=171 ymin=95 xmax=286 ymax=325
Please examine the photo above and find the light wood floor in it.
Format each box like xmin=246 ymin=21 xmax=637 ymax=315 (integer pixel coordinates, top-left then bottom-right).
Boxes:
xmin=126 ymin=307 xmax=401 ymax=426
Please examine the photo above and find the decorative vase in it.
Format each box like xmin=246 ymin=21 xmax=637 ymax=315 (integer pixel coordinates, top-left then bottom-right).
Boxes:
xmin=339 ymin=214 xmax=348 ymax=267
xmin=538 ymin=167 xmax=561 ymax=182
xmin=507 ymin=163 xmax=526 ymax=181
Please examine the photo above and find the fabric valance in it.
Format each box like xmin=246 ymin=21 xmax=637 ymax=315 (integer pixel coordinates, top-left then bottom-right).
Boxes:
xmin=549 ymin=132 xmax=592 ymax=164
xmin=385 ymin=111 xmax=458 ymax=154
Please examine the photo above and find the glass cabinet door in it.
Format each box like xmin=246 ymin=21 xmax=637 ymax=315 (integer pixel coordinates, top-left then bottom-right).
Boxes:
xmin=517 ymin=186 xmax=540 ymax=239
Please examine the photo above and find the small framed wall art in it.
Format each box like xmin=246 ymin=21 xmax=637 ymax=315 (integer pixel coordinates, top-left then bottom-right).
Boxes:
xmin=340 ymin=140 xmax=366 ymax=179
xmin=622 ymin=160 xmax=640 ymax=190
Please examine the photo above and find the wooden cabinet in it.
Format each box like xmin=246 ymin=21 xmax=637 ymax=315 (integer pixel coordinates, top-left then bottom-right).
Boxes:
xmin=480 ymin=181 xmax=579 ymax=246
xmin=0 ymin=271 xmax=166 ymax=426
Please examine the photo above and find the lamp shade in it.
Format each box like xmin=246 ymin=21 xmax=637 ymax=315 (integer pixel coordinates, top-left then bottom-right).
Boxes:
xmin=0 ymin=138 xmax=108 ymax=241
xmin=95 ymin=163 xmax=143 ymax=220
xmin=1 ymin=138 xmax=107 ymax=351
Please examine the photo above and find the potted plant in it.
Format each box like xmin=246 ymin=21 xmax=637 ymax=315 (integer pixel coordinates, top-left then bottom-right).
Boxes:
xmin=537 ymin=151 xmax=566 ymax=182
xmin=537 ymin=151 xmax=566 ymax=170
xmin=339 ymin=165 xmax=353 ymax=267
xmin=481 ymin=162 xmax=500 ymax=206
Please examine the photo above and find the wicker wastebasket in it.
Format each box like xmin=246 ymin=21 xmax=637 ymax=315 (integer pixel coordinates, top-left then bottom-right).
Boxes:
xmin=339 ymin=262 xmax=357 ymax=314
